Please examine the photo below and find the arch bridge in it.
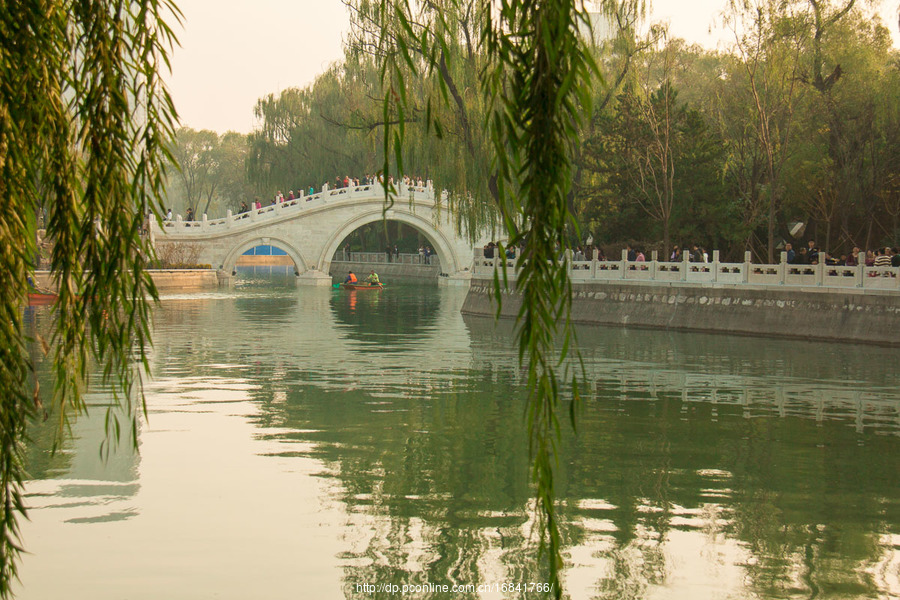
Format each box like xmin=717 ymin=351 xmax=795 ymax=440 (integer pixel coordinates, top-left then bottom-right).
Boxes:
xmin=151 ymin=183 xmax=487 ymax=285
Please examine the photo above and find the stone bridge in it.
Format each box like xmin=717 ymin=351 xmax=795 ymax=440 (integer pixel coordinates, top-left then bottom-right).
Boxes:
xmin=150 ymin=183 xmax=487 ymax=285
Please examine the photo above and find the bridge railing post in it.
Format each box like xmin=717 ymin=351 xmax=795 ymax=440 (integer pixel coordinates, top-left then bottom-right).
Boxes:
xmin=650 ymin=250 xmax=658 ymax=280
xmin=742 ymin=250 xmax=751 ymax=283
xmin=712 ymin=250 xmax=720 ymax=283
xmin=780 ymin=251 xmax=787 ymax=285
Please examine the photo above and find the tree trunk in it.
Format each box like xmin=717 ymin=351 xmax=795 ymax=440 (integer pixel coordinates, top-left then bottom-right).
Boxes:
xmin=767 ymin=187 xmax=777 ymax=263
xmin=663 ymin=220 xmax=670 ymax=260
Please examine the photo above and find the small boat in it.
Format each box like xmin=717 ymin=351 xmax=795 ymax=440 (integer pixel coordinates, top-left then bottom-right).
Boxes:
xmin=28 ymin=292 xmax=58 ymax=305
xmin=340 ymin=282 xmax=384 ymax=291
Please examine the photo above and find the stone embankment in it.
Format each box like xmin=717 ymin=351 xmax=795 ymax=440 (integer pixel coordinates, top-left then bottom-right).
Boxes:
xmin=462 ymin=278 xmax=900 ymax=346
xmin=34 ymin=269 xmax=219 ymax=292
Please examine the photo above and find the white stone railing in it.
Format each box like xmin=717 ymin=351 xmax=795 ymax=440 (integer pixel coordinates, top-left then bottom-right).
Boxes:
xmin=155 ymin=182 xmax=437 ymax=236
xmin=474 ymin=249 xmax=900 ymax=292
xmin=332 ymin=252 xmax=439 ymax=265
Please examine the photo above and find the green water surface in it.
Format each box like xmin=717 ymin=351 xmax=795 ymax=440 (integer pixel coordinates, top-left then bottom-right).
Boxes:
xmin=16 ymin=272 xmax=900 ymax=599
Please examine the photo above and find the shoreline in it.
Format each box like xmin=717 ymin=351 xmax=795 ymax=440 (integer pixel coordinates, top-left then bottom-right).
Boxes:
xmin=462 ymin=277 xmax=900 ymax=347
xmin=33 ymin=269 xmax=220 ymax=293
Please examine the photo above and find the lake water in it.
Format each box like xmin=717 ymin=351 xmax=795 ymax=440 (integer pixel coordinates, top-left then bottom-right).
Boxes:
xmin=15 ymin=271 xmax=900 ymax=599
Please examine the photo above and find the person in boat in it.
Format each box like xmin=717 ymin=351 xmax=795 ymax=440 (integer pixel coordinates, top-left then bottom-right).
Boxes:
xmin=365 ymin=270 xmax=380 ymax=286
xmin=344 ymin=271 xmax=358 ymax=284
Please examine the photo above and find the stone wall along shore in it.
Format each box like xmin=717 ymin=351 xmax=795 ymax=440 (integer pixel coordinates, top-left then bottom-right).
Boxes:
xmin=33 ymin=269 xmax=219 ymax=293
xmin=462 ymin=277 xmax=900 ymax=346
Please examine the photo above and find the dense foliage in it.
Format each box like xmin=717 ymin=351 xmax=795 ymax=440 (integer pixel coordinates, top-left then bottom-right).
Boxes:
xmin=166 ymin=128 xmax=253 ymax=218
xmin=0 ymin=0 xmax=179 ymax=594
xmin=239 ymin=0 xmax=899 ymax=262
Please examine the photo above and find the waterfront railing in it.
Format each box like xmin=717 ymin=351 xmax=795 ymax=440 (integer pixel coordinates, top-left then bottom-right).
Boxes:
xmin=475 ymin=249 xmax=900 ymax=291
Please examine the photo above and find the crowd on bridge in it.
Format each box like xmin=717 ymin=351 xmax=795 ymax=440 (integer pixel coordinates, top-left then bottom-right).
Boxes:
xmin=162 ymin=174 xmax=434 ymax=223
xmin=243 ymin=174 xmax=432 ymax=215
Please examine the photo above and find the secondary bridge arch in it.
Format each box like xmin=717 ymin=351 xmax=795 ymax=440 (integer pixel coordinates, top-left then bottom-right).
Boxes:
xmin=151 ymin=183 xmax=487 ymax=285
xmin=318 ymin=208 xmax=459 ymax=275
xmin=221 ymin=236 xmax=309 ymax=275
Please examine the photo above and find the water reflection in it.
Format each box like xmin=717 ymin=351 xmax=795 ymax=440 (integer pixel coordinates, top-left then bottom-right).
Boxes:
xmin=23 ymin=303 xmax=142 ymax=527
xmin=16 ymin=283 xmax=900 ymax=599
xmin=329 ymin=285 xmax=443 ymax=350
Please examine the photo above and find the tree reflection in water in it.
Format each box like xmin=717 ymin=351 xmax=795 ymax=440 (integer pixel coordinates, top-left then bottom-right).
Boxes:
xmin=20 ymin=285 xmax=900 ymax=598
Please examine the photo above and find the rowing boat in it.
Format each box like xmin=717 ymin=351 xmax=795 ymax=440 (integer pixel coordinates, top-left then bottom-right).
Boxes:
xmin=340 ymin=283 xmax=384 ymax=290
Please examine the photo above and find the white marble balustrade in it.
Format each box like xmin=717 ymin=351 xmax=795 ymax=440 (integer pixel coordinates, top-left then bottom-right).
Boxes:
xmin=157 ymin=183 xmax=437 ymax=235
xmin=474 ymin=249 xmax=900 ymax=292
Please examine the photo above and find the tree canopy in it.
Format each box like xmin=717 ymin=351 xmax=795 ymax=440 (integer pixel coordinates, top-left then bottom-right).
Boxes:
xmin=241 ymin=0 xmax=900 ymax=262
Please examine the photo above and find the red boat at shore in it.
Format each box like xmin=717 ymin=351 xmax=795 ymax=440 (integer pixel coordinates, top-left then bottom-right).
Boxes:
xmin=28 ymin=292 xmax=58 ymax=305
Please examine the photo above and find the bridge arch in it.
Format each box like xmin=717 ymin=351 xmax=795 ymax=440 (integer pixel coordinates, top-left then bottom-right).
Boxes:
xmin=317 ymin=209 xmax=460 ymax=276
xmin=222 ymin=236 xmax=309 ymax=276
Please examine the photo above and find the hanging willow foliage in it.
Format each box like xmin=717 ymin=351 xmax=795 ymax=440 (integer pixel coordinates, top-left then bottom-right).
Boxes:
xmin=369 ymin=0 xmax=598 ymax=596
xmin=0 ymin=1 xmax=180 ymax=595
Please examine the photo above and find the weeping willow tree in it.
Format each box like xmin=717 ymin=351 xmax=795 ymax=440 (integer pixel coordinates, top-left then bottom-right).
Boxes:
xmin=246 ymin=1 xmax=502 ymax=242
xmin=359 ymin=0 xmax=598 ymax=596
xmin=0 ymin=1 xmax=179 ymax=595
xmin=247 ymin=66 xmax=379 ymax=195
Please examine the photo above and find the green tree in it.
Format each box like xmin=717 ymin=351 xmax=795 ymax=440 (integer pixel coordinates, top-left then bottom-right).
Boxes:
xmin=167 ymin=128 xmax=251 ymax=218
xmin=724 ymin=0 xmax=807 ymax=262
xmin=0 ymin=0 xmax=179 ymax=595
xmin=797 ymin=6 xmax=897 ymax=251
xmin=168 ymin=127 xmax=220 ymax=216
xmin=214 ymin=131 xmax=255 ymax=214
xmin=250 ymin=1 xmax=503 ymax=241
xmin=571 ymin=0 xmax=658 ymax=241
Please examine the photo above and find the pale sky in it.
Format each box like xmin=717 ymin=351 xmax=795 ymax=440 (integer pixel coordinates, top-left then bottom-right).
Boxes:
xmin=167 ymin=0 xmax=899 ymax=134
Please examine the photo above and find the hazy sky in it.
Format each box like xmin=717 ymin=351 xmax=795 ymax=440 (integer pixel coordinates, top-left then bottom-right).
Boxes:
xmin=166 ymin=0 xmax=899 ymax=134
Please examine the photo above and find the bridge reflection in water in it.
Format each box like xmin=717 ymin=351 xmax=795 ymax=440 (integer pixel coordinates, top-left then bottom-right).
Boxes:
xmin=17 ymin=284 xmax=900 ymax=599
